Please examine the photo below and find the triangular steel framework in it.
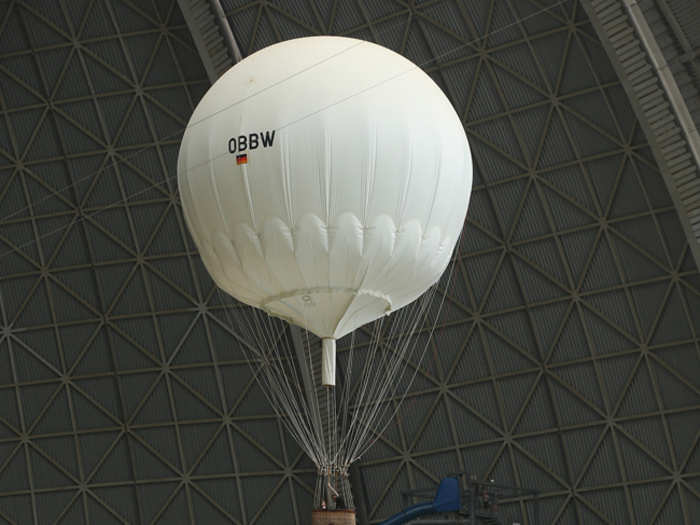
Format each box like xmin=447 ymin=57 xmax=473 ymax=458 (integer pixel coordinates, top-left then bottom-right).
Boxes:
xmin=0 ymin=0 xmax=698 ymax=524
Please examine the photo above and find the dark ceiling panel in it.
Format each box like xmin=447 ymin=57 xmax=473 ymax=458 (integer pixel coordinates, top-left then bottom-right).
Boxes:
xmin=0 ymin=0 xmax=698 ymax=524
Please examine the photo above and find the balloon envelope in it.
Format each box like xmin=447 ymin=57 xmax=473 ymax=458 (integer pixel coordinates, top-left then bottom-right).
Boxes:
xmin=178 ymin=36 xmax=472 ymax=339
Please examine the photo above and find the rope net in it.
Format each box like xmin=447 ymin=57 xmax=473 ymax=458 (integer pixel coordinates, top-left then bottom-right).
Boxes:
xmin=216 ymin=257 xmax=456 ymax=510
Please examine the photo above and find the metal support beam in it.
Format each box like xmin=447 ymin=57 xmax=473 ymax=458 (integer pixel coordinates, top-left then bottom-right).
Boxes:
xmin=581 ymin=0 xmax=700 ymax=270
xmin=177 ymin=0 xmax=240 ymax=82
xmin=349 ymin=465 xmax=370 ymax=524
xmin=623 ymin=1 xmax=700 ymax=169
xmin=210 ymin=0 xmax=243 ymax=63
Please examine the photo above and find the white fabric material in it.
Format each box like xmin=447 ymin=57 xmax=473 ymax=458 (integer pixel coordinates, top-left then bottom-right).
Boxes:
xmin=178 ymin=36 xmax=472 ymax=339
xmin=321 ymin=338 xmax=336 ymax=386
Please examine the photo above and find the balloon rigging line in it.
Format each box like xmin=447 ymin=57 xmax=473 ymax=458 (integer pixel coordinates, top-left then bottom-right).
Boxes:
xmin=227 ymin=301 xmax=325 ymax=463
xmin=218 ymin=274 xmax=452 ymax=481
xmin=211 ymin=236 xmax=459 ymax=471
xmin=331 ymin=229 xmax=439 ymax=459
xmin=351 ymin=245 xmax=459 ymax=462
xmin=2 ymin=1 xmax=513 ymax=504
xmin=1 ymin=6 xmax=538 ymax=476
xmin=0 ymin=0 xmax=569 ymax=230
xmin=205 ymin=217 xmax=460 ymax=507
xmin=345 ymin=282 xmax=440 ymax=463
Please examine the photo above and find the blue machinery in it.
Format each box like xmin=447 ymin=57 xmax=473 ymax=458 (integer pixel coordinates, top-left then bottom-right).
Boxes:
xmin=379 ymin=477 xmax=461 ymax=525
xmin=379 ymin=474 xmax=540 ymax=525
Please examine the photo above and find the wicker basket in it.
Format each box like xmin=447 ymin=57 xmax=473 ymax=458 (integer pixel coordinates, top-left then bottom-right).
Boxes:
xmin=311 ymin=509 xmax=356 ymax=525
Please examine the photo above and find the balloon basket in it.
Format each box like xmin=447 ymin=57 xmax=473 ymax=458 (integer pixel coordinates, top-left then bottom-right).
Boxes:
xmin=311 ymin=509 xmax=356 ymax=525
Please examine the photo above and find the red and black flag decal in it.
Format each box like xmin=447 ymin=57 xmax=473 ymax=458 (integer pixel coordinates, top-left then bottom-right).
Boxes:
xmin=236 ymin=154 xmax=247 ymax=165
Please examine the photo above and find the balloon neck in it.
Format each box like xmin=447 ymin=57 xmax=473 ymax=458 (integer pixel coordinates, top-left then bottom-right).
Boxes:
xmin=321 ymin=338 xmax=336 ymax=387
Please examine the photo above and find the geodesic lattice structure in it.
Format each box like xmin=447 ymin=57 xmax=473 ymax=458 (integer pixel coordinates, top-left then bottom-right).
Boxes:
xmin=0 ymin=0 xmax=698 ymax=523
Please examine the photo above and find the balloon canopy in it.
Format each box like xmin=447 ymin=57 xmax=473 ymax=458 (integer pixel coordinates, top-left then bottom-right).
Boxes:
xmin=178 ymin=36 xmax=472 ymax=342
xmin=178 ymin=36 xmax=472 ymax=515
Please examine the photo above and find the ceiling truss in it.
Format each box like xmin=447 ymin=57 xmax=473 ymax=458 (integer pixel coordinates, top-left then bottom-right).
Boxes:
xmin=0 ymin=0 xmax=697 ymax=524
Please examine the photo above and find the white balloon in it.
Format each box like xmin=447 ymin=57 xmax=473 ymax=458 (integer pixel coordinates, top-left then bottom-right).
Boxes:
xmin=178 ymin=36 xmax=472 ymax=344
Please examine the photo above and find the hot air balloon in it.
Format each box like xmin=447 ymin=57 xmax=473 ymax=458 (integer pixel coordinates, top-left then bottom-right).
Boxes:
xmin=178 ymin=36 xmax=472 ymax=524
